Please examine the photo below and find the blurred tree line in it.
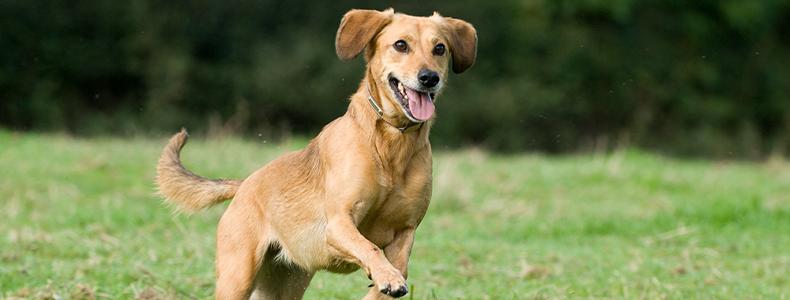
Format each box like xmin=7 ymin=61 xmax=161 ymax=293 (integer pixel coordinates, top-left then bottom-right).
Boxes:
xmin=1 ymin=0 xmax=789 ymax=158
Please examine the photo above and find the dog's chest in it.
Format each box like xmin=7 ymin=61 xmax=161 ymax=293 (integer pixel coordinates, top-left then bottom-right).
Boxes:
xmin=357 ymin=166 xmax=432 ymax=247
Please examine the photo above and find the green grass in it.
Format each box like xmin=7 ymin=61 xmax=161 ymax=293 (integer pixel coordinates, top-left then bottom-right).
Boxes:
xmin=1 ymin=130 xmax=788 ymax=299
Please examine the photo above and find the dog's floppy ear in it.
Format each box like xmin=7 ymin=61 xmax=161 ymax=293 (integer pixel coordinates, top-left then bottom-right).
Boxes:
xmin=335 ymin=9 xmax=393 ymax=60
xmin=444 ymin=17 xmax=477 ymax=73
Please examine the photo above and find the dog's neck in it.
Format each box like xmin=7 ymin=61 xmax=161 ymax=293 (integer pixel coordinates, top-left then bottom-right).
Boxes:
xmin=346 ymin=72 xmax=432 ymax=170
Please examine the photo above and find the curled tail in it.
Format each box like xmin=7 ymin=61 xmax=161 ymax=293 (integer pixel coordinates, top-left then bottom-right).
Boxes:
xmin=155 ymin=128 xmax=242 ymax=213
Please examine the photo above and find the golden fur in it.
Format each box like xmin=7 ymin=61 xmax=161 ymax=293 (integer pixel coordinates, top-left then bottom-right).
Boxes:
xmin=156 ymin=129 xmax=241 ymax=212
xmin=155 ymin=8 xmax=476 ymax=300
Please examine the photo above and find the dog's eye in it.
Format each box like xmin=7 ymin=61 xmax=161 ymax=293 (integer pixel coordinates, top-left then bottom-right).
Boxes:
xmin=433 ymin=44 xmax=446 ymax=56
xmin=393 ymin=40 xmax=409 ymax=53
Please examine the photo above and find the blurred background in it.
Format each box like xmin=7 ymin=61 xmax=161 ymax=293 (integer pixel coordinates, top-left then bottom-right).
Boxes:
xmin=2 ymin=2 xmax=789 ymax=298
xmin=2 ymin=0 xmax=789 ymax=159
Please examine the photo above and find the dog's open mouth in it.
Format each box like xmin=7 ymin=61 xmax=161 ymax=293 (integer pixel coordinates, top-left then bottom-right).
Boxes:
xmin=388 ymin=76 xmax=435 ymax=122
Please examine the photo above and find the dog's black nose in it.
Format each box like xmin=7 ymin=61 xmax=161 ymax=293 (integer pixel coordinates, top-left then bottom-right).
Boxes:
xmin=418 ymin=69 xmax=440 ymax=88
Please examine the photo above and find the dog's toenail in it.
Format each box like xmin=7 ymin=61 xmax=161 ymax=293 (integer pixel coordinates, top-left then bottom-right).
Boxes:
xmin=389 ymin=285 xmax=408 ymax=297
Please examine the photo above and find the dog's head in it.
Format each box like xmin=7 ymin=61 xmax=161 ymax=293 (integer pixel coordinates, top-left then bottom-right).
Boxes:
xmin=336 ymin=9 xmax=477 ymax=123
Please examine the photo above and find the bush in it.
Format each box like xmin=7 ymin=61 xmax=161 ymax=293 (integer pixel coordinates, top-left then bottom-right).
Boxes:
xmin=1 ymin=0 xmax=788 ymax=158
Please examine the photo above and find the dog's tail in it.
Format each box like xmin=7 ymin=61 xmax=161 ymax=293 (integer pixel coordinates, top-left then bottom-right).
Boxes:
xmin=155 ymin=129 xmax=242 ymax=213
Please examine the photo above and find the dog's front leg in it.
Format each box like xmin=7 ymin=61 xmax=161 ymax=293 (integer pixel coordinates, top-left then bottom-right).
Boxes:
xmin=326 ymin=218 xmax=409 ymax=298
xmin=383 ymin=228 xmax=415 ymax=278
xmin=362 ymin=228 xmax=416 ymax=300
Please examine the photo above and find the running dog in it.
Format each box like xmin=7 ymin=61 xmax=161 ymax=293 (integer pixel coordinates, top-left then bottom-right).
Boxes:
xmin=156 ymin=8 xmax=476 ymax=299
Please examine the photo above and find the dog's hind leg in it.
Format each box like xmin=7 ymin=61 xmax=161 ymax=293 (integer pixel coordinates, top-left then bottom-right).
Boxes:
xmin=249 ymin=244 xmax=314 ymax=300
xmin=214 ymin=202 xmax=265 ymax=300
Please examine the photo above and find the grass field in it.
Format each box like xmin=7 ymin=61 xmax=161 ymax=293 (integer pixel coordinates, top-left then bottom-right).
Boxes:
xmin=1 ymin=130 xmax=788 ymax=299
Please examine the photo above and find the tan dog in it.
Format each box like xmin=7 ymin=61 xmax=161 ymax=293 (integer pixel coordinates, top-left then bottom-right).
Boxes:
xmin=156 ymin=8 xmax=476 ymax=300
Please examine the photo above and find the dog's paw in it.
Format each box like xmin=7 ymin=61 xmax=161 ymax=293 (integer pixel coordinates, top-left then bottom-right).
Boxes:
xmin=372 ymin=267 xmax=408 ymax=298
xmin=381 ymin=284 xmax=408 ymax=298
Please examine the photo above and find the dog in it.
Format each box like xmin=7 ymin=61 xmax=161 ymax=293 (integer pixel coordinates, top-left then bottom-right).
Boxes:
xmin=156 ymin=8 xmax=476 ymax=300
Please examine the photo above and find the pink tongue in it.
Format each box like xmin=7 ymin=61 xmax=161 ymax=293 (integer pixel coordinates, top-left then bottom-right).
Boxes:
xmin=405 ymin=88 xmax=435 ymax=121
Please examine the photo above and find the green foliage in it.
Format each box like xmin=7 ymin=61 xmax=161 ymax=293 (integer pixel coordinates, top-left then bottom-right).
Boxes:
xmin=0 ymin=132 xmax=788 ymax=298
xmin=1 ymin=1 xmax=789 ymax=157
